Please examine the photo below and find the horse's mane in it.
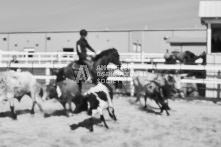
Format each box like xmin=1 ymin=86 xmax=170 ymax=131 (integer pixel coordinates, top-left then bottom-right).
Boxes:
xmin=93 ymin=48 xmax=117 ymax=61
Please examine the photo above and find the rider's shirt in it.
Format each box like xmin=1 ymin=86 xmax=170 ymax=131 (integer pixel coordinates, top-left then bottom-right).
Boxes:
xmin=76 ymin=37 xmax=95 ymax=60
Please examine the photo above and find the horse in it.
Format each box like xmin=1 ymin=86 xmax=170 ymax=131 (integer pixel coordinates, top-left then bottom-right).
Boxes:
xmin=52 ymin=48 xmax=121 ymax=93
xmin=0 ymin=71 xmax=45 ymax=119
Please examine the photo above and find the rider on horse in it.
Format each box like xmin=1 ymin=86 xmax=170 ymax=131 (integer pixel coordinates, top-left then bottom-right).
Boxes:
xmin=76 ymin=29 xmax=96 ymax=82
xmin=76 ymin=29 xmax=96 ymax=66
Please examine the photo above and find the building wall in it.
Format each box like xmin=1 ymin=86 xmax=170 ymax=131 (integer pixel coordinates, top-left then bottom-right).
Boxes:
xmin=0 ymin=34 xmax=8 ymax=51
xmin=46 ymin=33 xmax=78 ymax=52
xmin=0 ymin=29 xmax=207 ymax=54
xmin=89 ymin=32 xmax=129 ymax=52
xmin=8 ymin=33 xmax=46 ymax=52
xmin=206 ymin=54 xmax=221 ymax=98
xmin=142 ymin=31 xmax=173 ymax=53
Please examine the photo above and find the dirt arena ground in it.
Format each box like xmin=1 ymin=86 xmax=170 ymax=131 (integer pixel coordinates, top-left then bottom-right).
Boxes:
xmin=0 ymin=95 xmax=221 ymax=147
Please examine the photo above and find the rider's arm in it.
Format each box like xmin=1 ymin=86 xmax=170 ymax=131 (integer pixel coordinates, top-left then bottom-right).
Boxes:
xmin=85 ymin=41 xmax=95 ymax=53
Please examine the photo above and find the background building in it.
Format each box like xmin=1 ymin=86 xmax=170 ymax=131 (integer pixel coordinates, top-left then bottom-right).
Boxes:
xmin=0 ymin=29 xmax=206 ymax=56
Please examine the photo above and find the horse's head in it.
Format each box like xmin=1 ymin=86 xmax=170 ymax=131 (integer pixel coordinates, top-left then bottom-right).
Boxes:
xmin=109 ymin=48 xmax=121 ymax=67
xmin=93 ymin=48 xmax=121 ymax=68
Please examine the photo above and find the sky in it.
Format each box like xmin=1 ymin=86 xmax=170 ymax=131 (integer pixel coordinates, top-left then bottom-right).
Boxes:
xmin=0 ymin=0 xmax=204 ymax=32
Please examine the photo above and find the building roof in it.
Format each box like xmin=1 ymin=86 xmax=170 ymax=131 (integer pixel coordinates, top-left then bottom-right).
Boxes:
xmin=199 ymin=1 xmax=221 ymax=18
xmin=167 ymin=37 xmax=206 ymax=44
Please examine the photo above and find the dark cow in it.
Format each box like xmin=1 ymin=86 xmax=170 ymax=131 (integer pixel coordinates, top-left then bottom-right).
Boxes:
xmin=44 ymin=78 xmax=81 ymax=116
xmin=144 ymin=80 xmax=170 ymax=116
xmin=72 ymin=83 xmax=117 ymax=132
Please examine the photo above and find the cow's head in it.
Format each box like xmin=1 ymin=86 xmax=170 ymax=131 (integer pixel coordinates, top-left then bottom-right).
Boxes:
xmin=50 ymin=68 xmax=67 ymax=83
xmin=43 ymin=82 xmax=61 ymax=101
xmin=164 ymin=74 xmax=184 ymax=97
xmin=72 ymin=94 xmax=87 ymax=114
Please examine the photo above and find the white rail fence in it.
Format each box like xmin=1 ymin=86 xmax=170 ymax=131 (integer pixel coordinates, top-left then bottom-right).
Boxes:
xmin=0 ymin=50 xmax=165 ymax=64
xmin=0 ymin=51 xmax=220 ymax=97
xmin=3 ymin=62 xmax=221 ymax=96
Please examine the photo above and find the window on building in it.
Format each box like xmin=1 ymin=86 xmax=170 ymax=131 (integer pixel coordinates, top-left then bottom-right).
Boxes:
xmin=133 ymin=43 xmax=142 ymax=53
xmin=212 ymin=27 xmax=221 ymax=53
xmin=63 ymin=48 xmax=74 ymax=58
xmin=24 ymin=48 xmax=35 ymax=58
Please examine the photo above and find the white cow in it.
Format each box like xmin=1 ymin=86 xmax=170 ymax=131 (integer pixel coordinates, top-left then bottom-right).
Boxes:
xmin=0 ymin=71 xmax=45 ymax=119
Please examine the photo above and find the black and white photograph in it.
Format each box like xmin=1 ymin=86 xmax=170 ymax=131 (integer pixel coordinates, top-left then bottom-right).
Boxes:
xmin=0 ymin=0 xmax=221 ymax=147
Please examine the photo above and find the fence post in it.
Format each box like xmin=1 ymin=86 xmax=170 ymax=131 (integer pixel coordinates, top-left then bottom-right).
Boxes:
xmin=45 ymin=66 xmax=50 ymax=85
xmin=141 ymin=52 xmax=144 ymax=64
xmin=57 ymin=52 xmax=61 ymax=64
xmin=130 ymin=62 xmax=135 ymax=96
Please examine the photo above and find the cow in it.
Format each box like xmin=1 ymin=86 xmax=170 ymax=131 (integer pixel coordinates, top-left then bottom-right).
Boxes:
xmin=144 ymin=81 xmax=170 ymax=115
xmin=72 ymin=83 xmax=117 ymax=132
xmin=133 ymin=72 xmax=184 ymax=103
xmin=0 ymin=71 xmax=45 ymax=119
xmin=144 ymin=80 xmax=171 ymax=116
xmin=44 ymin=78 xmax=81 ymax=116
